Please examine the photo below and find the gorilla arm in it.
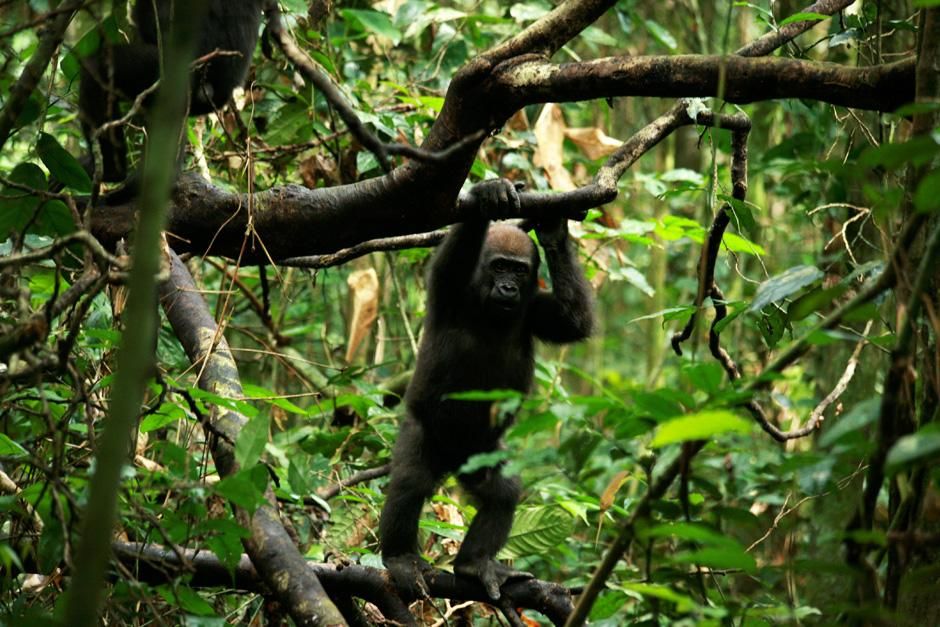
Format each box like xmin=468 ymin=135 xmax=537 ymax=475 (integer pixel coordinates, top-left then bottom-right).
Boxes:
xmin=531 ymin=218 xmax=595 ymax=343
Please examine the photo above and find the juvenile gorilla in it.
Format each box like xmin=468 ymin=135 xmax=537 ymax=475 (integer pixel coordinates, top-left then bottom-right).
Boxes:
xmin=79 ymin=0 xmax=264 ymax=190
xmin=380 ymin=180 xmax=594 ymax=601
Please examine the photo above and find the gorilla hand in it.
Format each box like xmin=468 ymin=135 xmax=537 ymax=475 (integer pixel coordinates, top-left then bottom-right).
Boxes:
xmin=461 ymin=178 xmax=522 ymax=220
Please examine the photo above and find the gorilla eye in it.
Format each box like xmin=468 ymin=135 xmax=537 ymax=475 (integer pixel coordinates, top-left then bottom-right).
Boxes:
xmin=491 ymin=259 xmax=511 ymax=273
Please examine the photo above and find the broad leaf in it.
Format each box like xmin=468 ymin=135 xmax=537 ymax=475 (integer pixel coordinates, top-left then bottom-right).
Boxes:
xmin=651 ymin=410 xmax=750 ymax=447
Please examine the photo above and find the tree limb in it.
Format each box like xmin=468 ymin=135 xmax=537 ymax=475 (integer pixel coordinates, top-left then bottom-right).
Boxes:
xmin=110 ymin=541 xmax=575 ymax=626
xmin=159 ymin=249 xmax=346 ymax=626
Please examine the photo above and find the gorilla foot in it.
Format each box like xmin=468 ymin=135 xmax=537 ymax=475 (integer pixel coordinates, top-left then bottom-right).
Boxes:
xmin=454 ymin=558 xmax=533 ymax=601
xmin=384 ymin=553 xmax=434 ymax=602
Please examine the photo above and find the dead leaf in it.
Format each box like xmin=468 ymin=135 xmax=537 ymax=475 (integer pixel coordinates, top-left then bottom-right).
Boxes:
xmin=564 ymin=127 xmax=623 ymax=160
xmin=533 ymin=104 xmax=575 ymax=191
xmin=599 ymin=470 xmax=629 ymax=512
xmin=300 ymin=153 xmax=339 ymax=188
xmin=345 ymin=268 xmax=380 ymax=362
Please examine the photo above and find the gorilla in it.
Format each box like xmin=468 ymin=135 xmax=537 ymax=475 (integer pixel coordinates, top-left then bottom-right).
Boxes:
xmin=380 ymin=179 xmax=594 ymax=601
xmin=78 ymin=0 xmax=264 ymax=193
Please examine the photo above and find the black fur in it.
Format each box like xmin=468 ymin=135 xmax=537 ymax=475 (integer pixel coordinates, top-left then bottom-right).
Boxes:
xmin=78 ymin=0 xmax=264 ymax=188
xmin=379 ymin=180 xmax=594 ymax=602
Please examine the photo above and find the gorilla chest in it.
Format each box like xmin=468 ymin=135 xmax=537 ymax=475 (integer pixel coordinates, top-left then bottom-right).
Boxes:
xmin=436 ymin=328 xmax=533 ymax=392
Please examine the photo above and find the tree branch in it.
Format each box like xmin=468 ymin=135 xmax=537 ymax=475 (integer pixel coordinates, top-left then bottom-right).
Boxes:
xmin=110 ymin=541 xmax=574 ymax=626
xmin=158 ymin=249 xmax=346 ymax=626
xmin=498 ymin=55 xmax=913 ymax=113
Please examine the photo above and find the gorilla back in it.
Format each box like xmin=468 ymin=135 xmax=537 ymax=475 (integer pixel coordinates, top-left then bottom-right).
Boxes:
xmin=79 ymin=0 xmax=265 ymax=186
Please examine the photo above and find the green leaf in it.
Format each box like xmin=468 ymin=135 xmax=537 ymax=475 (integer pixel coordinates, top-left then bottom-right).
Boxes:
xmin=651 ymin=410 xmax=750 ymax=447
xmin=458 ymin=450 xmax=510 ymax=474
xmin=139 ymin=405 xmax=186 ymax=433
xmin=158 ymin=585 xmax=215 ymax=616
xmin=628 ymin=306 xmax=695 ymax=325
xmin=235 ymin=412 xmax=270 ymax=469
xmin=818 ymin=397 xmax=881 ymax=447
xmin=0 ymin=433 xmax=28 ymax=457
xmin=642 ymin=522 xmax=739 ymax=547
xmin=0 ymin=163 xmax=45 ymax=239
xmin=722 ymin=231 xmax=765 ymax=255
xmin=445 ymin=389 xmax=524 ymax=401
xmin=214 ymin=466 xmax=268 ymax=513
xmin=778 ymin=12 xmax=828 ymax=26
xmin=499 ymin=506 xmax=575 ymax=559
xmin=342 ymin=9 xmax=402 ymax=45
xmin=914 ymin=168 xmax=940 ymax=213
xmin=749 ymin=265 xmax=824 ymax=312
xmin=619 ymin=582 xmax=696 ymax=611
xmin=36 ymin=133 xmax=91 ymax=193
xmin=886 ymin=426 xmax=940 ymax=473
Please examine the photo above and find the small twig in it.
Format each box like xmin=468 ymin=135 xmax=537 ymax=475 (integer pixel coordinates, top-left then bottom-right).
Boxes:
xmin=0 ymin=231 xmax=124 ymax=270
xmin=315 ymin=464 xmax=391 ymax=501
xmin=746 ymin=492 xmax=821 ymax=552
xmin=282 ymin=230 xmax=447 ymax=269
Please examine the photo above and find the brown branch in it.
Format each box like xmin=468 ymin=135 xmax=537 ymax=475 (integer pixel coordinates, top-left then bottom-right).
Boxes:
xmin=109 ymin=541 xmax=574 ymax=626
xmin=316 ymin=464 xmax=391 ymax=501
xmin=500 ymin=55 xmax=913 ymax=114
xmin=282 ymin=231 xmax=447 ymax=269
xmin=158 ymin=249 xmax=346 ymax=626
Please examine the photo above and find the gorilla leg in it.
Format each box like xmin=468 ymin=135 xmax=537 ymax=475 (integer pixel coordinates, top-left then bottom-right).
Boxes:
xmin=454 ymin=468 xmax=531 ymax=600
xmin=380 ymin=418 xmax=439 ymax=600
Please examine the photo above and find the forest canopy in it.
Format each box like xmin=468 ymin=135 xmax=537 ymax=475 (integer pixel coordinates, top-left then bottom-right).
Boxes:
xmin=0 ymin=0 xmax=939 ymax=626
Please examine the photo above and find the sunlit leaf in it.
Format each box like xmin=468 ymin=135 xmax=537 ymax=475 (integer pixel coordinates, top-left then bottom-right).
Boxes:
xmin=651 ymin=410 xmax=751 ymax=447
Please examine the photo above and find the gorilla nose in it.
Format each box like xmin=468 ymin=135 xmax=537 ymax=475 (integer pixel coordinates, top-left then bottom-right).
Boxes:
xmin=498 ymin=284 xmax=518 ymax=297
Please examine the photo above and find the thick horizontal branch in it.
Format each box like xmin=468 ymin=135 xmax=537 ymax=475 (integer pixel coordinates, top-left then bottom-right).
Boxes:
xmin=92 ymin=174 xmax=608 ymax=262
xmin=500 ymin=55 xmax=914 ymax=113
xmin=111 ymin=541 xmax=574 ymax=625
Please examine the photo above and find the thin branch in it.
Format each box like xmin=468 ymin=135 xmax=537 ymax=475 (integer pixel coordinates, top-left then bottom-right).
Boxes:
xmin=282 ymin=230 xmax=447 ymax=269
xmin=315 ymin=464 xmax=391 ymax=501
xmin=0 ymin=231 xmax=125 ymax=270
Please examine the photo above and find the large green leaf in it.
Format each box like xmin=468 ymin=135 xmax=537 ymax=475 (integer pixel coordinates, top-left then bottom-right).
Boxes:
xmin=651 ymin=410 xmax=751 ymax=447
xmin=235 ymin=413 xmax=271 ymax=469
xmin=499 ymin=506 xmax=575 ymax=559
xmin=36 ymin=133 xmax=91 ymax=193
xmin=342 ymin=9 xmax=402 ymax=45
